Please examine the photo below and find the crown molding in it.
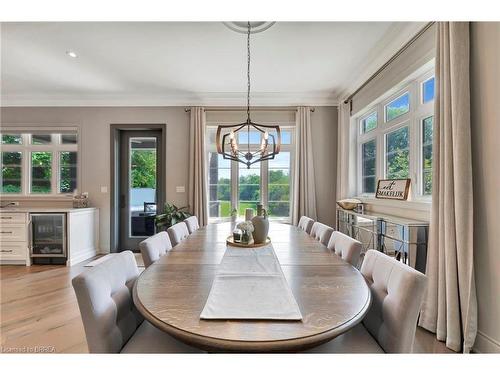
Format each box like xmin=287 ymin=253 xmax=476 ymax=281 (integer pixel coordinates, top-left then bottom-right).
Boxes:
xmin=336 ymin=22 xmax=428 ymax=102
xmin=1 ymin=91 xmax=338 ymax=107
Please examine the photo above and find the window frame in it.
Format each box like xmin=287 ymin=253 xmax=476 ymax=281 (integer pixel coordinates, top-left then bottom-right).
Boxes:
xmin=206 ymin=123 xmax=295 ymax=223
xmin=356 ymin=70 xmax=434 ymax=200
xmin=0 ymin=130 xmax=79 ymax=197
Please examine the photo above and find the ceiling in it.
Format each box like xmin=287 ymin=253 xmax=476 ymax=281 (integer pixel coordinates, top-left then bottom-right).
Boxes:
xmin=0 ymin=22 xmax=425 ymax=106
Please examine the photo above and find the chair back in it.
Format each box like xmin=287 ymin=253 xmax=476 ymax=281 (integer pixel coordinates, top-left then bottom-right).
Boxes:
xmin=298 ymin=216 xmax=315 ymax=234
xmin=184 ymin=216 xmax=200 ymax=234
xmin=167 ymin=222 xmax=190 ymax=246
xmin=310 ymin=222 xmax=334 ymax=246
xmin=327 ymin=231 xmax=362 ymax=267
xmin=72 ymin=251 xmax=143 ymax=353
xmin=139 ymin=231 xmax=172 ymax=267
xmin=360 ymin=250 xmax=428 ymax=353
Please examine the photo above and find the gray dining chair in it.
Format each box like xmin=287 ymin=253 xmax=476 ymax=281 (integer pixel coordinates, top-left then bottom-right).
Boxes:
xmin=310 ymin=222 xmax=334 ymax=246
xmin=297 ymin=216 xmax=315 ymax=234
xmin=184 ymin=216 xmax=200 ymax=234
xmin=308 ymin=249 xmax=428 ymax=353
xmin=327 ymin=231 xmax=362 ymax=267
xmin=72 ymin=251 xmax=202 ymax=353
xmin=167 ymin=222 xmax=190 ymax=246
xmin=139 ymin=231 xmax=172 ymax=268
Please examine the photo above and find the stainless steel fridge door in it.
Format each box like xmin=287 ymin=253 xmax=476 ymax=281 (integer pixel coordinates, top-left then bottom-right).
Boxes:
xmin=29 ymin=213 xmax=67 ymax=258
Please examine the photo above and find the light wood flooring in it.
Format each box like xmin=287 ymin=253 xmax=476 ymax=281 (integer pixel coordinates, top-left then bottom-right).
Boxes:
xmin=0 ymin=256 xmax=454 ymax=354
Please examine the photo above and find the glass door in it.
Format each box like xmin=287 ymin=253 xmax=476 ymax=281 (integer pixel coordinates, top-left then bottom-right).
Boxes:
xmin=119 ymin=130 xmax=162 ymax=250
xmin=30 ymin=213 xmax=66 ymax=257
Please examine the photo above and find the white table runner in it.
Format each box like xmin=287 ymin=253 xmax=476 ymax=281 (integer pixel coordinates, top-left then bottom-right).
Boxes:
xmin=200 ymin=244 xmax=303 ymax=320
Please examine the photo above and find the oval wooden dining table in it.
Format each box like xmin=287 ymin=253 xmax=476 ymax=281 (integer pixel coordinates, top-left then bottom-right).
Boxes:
xmin=133 ymin=222 xmax=371 ymax=352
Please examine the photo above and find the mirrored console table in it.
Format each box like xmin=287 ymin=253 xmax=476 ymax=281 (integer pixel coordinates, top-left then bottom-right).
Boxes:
xmin=336 ymin=208 xmax=429 ymax=273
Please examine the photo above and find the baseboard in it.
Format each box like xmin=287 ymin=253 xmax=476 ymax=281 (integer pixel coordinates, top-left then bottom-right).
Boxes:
xmin=473 ymin=330 xmax=500 ymax=353
xmin=68 ymin=247 xmax=98 ymax=266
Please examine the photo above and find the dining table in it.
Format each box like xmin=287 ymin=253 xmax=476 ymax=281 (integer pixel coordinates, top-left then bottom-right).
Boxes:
xmin=133 ymin=222 xmax=371 ymax=352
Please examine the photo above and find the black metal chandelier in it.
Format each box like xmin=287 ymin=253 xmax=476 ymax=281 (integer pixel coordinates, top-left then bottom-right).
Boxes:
xmin=216 ymin=22 xmax=281 ymax=169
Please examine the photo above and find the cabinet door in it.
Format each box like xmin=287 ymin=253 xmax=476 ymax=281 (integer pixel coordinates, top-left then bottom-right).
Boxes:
xmin=0 ymin=242 xmax=28 ymax=260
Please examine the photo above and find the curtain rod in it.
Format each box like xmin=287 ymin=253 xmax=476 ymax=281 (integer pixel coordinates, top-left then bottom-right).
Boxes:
xmin=344 ymin=21 xmax=436 ymax=105
xmin=184 ymin=107 xmax=315 ymax=113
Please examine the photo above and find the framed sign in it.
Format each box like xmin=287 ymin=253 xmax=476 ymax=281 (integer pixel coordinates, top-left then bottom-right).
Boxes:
xmin=375 ymin=179 xmax=411 ymax=200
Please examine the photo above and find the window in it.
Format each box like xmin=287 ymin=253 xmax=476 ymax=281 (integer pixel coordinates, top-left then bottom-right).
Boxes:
xmin=0 ymin=131 xmax=79 ymax=196
xmin=206 ymin=126 xmax=294 ymax=221
xmin=422 ymin=116 xmax=433 ymax=195
xmin=385 ymin=92 xmax=410 ymax=122
xmin=361 ymin=140 xmax=376 ymax=193
xmin=60 ymin=152 xmax=78 ymax=193
xmin=238 ymin=161 xmax=261 ymax=216
xmin=422 ymin=77 xmax=435 ymax=103
xmin=2 ymin=134 xmax=22 ymax=145
xmin=31 ymin=152 xmax=52 ymax=193
xmin=386 ymin=126 xmax=410 ymax=179
xmin=356 ymin=70 xmax=434 ymax=199
xmin=268 ymin=152 xmax=291 ymax=217
xmin=361 ymin=112 xmax=377 ymax=134
xmin=1 ymin=152 xmax=22 ymax=193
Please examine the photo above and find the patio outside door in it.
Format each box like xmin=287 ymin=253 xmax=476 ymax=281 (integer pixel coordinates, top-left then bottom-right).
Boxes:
xmin=118 ymin=130 xmax=163 ymax=251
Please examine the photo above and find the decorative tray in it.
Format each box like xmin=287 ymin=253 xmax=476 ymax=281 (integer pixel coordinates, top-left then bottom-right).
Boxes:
xmin=226 ymin=235 xmax=271 ymax=248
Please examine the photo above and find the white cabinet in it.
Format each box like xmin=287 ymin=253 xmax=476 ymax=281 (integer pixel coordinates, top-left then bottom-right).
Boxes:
xmin=0 ymin=208 xmax=99 ymax=266
xmin=67 ymin=209 xmax=99 ymax=266
xmin=0 ymin=212 xmax=29 ymax=264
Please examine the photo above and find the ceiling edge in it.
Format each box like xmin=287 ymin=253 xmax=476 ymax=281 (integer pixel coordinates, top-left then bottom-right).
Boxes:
xmin=0 ymin=91 xmax=339 ymax=107
xmin=335 ymin=22 xmax=428 ymax=102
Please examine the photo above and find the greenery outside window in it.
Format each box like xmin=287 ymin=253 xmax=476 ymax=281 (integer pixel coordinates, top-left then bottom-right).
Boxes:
xmin=356 ymin=70 xmax=434 ymax=199
xmin=0 ymin=131 xmax=79 ymax=196
xmin=1 ymin=152 xmax=22 ymax=193
xmin=422 ymin=116 xmax=433 ymax=195
xmin=206 ymin=125 xmax=294 ymax=222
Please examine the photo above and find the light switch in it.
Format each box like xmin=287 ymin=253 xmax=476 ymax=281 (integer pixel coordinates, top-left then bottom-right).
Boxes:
xmin=100 ymin=186 xmax=108 ymax=193
xmin=176 ymin=186 xmax=185 ymax=193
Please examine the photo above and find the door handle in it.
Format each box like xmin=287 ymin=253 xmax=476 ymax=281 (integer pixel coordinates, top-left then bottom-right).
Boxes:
xmin=120 ymin=194 xmax=126 ymax=209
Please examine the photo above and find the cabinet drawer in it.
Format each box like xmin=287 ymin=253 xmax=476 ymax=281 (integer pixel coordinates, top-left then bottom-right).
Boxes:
xmin=0 ymin=212 xmax=27 ymax=224
xmin=0 ymin=241 xmax=27 ymax=260
xmin=0 ymin=224 xmax=27 ymax=242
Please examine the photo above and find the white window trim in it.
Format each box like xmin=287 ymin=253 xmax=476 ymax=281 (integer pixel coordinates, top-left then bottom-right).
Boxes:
xmin=206 ymin=122 xmax=295 ymax=223
xmin=355 ymin=69 xmax=434 ymax=202
xmin=0 ymin=129 xmax=79 ymax=198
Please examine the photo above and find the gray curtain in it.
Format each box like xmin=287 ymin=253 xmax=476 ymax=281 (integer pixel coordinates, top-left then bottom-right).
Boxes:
xmin=188 ymin=107 xmax=208 ymax=226
xmin=418 ymin=22 xmax=477 ymax=353
xmin=292 ymin=106 xmax=317 ymax=225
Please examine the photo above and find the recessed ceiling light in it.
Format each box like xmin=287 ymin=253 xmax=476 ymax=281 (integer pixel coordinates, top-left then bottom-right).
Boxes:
xmin=66 ymin=50 xmax=78 ymax=58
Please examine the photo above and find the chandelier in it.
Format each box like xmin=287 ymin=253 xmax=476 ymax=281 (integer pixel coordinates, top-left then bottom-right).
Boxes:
xmin=216 ymin=22 xmax=281 ymax=169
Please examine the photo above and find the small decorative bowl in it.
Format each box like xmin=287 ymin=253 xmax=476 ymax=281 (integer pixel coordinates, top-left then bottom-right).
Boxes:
xmin=336 ymin=198 xmax=362 ymax=210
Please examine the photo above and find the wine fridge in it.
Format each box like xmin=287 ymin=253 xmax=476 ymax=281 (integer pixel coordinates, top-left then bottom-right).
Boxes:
xmin=30 ymin=213 xmax=67 ymax=264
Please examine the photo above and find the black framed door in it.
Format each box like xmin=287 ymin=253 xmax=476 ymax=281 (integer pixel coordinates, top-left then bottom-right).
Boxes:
xmin=110 ymin=125 xmax=166 ymax=252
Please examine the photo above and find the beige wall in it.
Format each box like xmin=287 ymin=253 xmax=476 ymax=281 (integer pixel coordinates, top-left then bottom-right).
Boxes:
xmin=470 ymin=22 xmax=500 ymax=353
xmin=1 ymin=106 xmax=338 ymax=251
xmin=0 ymin=107 xmax=190 ymax=252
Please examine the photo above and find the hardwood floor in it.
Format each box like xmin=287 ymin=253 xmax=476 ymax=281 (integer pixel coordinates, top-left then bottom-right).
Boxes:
xmin=0 ymin=257 xmax=454 ymax=354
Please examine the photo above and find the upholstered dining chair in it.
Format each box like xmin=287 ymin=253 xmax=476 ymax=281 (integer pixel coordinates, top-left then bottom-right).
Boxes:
xmin=72 ymin=251 xmax=202 ymax=353
xmin=308 ymin=250 xmax=428 ymax=353
xmin=297 ymin=216 xmax=315 ymax=234
xmin=167 ymin=222 xmax=190 ymax=247
xmin=184 ymin=216 xmax=200 ymax=234
xmin=139 ymin=231 xmax=172 ymax=268
xmin=310 ymin=222 xmax=334 ymax=246
xmin=327 ymin=231 xmax=362 ymax=267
